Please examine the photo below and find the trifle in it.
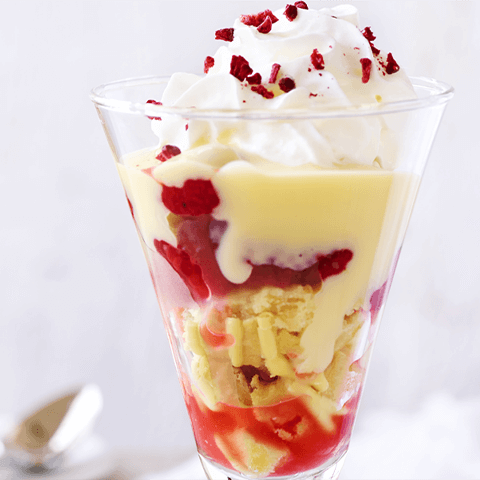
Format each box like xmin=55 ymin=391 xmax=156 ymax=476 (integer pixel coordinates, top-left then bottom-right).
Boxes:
xmin=91 ymin=3 xmax=453 ymax=479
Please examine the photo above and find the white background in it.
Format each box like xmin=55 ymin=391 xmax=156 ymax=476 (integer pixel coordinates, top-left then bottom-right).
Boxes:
xmin=1 ymin=1 xmax=479 ymax=479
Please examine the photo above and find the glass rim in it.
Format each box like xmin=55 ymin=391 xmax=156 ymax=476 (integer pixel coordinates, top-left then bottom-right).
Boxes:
xmin=90 ymin=75 xmax=454 ymax=120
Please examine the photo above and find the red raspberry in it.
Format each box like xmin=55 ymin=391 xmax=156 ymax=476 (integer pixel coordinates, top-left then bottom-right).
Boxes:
xmin=278 ymin=77 xmax=296 ymax=92
xmin=360 ymin=58 xmax=372 ymax=83
xmin=294 ymin=1 xmax=308 ymax=9
xmin=311 ymin=49 xmax=325 ymax=70
xmin=175 ymin=217 xmax=234 ymax=297
xmin=246 ymin=73 xmax=262 ymax=85
xmin=156 ymin=145 xmax=181 ymax=162
xmin=161 ymin=179 xmax=220 ymax=216
xmin=257 ymin=15 xmax=273 ymax=34
xmin=362 ymin=27 xmax=380 ymax=55
xmin=362 ymin=27 xmax=376 ymax=42
xmin=251 ymin=85 xmax=274 ymax=99
xmin=230 ymin=55 xmax=253 ymax=81
xmin=284 ymin=4 xmax=298 ymax=21
xmin=215 ymin=28 xmax=234 ymax=42
xmin=385 ymin=53 xmax=400 ymax=74
xmin=240 ymin=9 xmax=279 ymax=27
xmin=154 ymin=240 xmax=210 ymax=302
xmin=244 ymin=262 xmax=322 ymax=291
xmin=269 ymin=63 xmax=281 ymax=83
xmin=317 ymin=249 xmax=353 ymax=280
xmin=204 ymin=56 xmax=215 ymax=74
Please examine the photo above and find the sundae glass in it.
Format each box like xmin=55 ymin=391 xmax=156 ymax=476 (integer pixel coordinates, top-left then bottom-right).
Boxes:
xmin=90 ymin=4 xmax=452 ymax=479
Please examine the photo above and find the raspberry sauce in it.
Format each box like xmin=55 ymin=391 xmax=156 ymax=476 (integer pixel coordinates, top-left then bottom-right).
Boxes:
xmin=185 ymin=391 xmax=359 ymax=476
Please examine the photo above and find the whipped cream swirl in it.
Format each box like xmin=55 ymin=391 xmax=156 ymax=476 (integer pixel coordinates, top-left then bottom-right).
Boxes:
xmin=149 ymin=4 xmax=416 ymax=169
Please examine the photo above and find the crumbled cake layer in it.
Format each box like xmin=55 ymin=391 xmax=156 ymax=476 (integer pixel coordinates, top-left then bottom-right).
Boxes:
xmin=184 ymin=285 xmax=364 ymax=417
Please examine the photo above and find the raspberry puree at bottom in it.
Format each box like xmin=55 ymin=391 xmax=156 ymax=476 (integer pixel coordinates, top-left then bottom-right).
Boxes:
xmin=186 ymin=390 xmax=360 ymax=477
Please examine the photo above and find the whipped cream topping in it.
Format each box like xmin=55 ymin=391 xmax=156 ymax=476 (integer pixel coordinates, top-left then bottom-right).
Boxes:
xmin=150 ymin=4 xmax=416 ymax=169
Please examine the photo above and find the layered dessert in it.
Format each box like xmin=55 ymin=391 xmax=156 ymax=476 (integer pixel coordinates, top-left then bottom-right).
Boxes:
xmin=116 ymin=3 xmax=420 ymax=477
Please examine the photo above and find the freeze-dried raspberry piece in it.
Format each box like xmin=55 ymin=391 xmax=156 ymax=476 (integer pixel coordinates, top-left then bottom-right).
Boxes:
xmin=269 ymin=63 xmax=281 ymax=83
xmin=204 ymin=56 xmax=215 ymax=74
xmin=278 ymin=77 xmax=296 ymax=92
xmin=294 ymin=1 xmax=308 ymax=9
xmin=156 ymin=145 xmax=181 ymax=162
xmin=284 ymin=4 xmax=298 ymax=21
xmin=317 ymin=249 xmax=353 ymax=280
xmin=146 ymin=99 xmax=162 ymax=120
xmin=257 ymin=15 xmax=272 ymax=34
xmin=310 ymin=49 xmax=325 ymax=70
xmin=240 ymin=9 xmax=279 ymax=27
xmin=362 ymin=27 xmax=380 ymax=55
xmin=230 ymin=55 xmax=253 ymax=81
xmin=161 ymin=179 xmax=220 ymax=216
xmin=246 ymin=72 xmax=262 ymax=85
xmin=360 ymin=58 xmax=372 ymax=83
xmin=362 ymin=27 xmax=376 ymax=43
xmin=385 ymin=53 xmax=400 ymax=74
xmin=251 ymin=85 xmax=274 ymax=99
xmin=215 ymin=28 xmax=234 ymax=42
xmin=154 ymin=240 xmax=210 ymax=302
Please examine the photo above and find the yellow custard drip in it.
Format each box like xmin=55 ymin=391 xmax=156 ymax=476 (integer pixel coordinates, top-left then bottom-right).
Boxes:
xmin=120 ymin=149 xmax=420 ymax=373
xmin=211 ymin=162 xmax=419 ymax=372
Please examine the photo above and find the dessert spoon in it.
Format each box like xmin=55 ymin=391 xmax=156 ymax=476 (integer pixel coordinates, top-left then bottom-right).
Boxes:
xmin=1 ymin=384 xmax=103 ymax=473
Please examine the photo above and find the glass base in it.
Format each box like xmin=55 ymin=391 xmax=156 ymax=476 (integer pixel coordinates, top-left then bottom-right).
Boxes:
xmin=198 ymin=451 xmax=346 ymax=480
